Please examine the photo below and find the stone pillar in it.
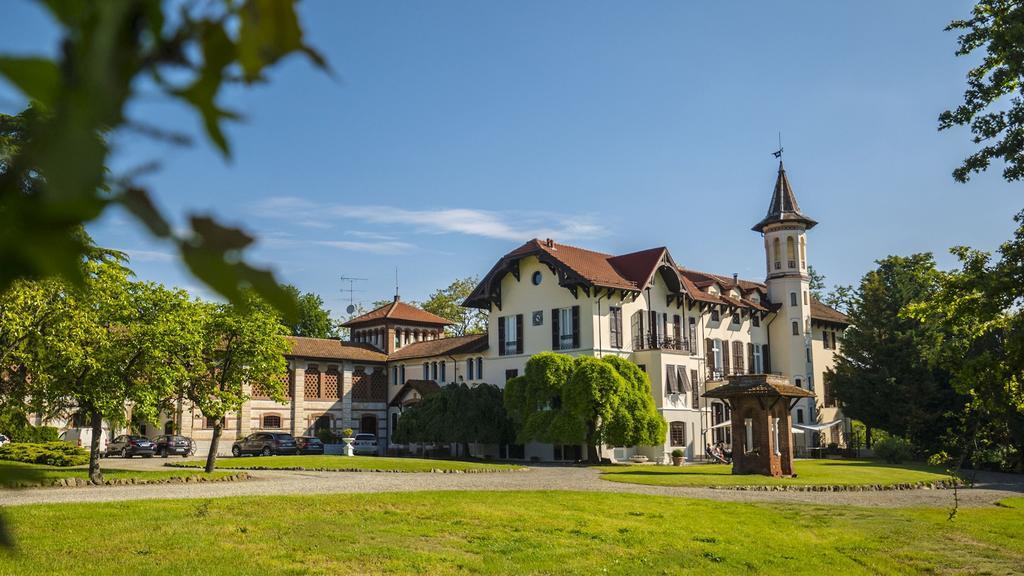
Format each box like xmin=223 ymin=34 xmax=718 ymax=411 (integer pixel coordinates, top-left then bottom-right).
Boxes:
xmin=239 ymin=383 xmax=252 ymax=437
xmin=342 ymin=361 xmax=354 ymax=430
xmin=291 ymin=365 xmax=305 ymax=436
xmin=386 ymin=324 xmax=396 ymax=354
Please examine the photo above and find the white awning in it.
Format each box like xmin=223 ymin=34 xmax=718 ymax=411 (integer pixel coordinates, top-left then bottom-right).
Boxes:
xmin=793 ymin=419 xmax=845 ymax=433
xmin=704 ymin=419 xmax=805 ymax=435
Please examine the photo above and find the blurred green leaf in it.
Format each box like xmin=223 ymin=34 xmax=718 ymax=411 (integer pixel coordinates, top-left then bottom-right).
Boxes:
xmin=238 ymin=0 xmax=328 ymax=82
xmin=0 ymin=57 xmax=60 ymax=108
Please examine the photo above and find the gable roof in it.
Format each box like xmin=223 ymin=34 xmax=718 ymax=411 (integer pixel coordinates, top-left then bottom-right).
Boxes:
xmin=285 ymin=336 xmax=388 ymax=363
xmin=388 ymin=379 xmax=441 ymax=407
xmin=388 ymin=333 xmax=488 ymax=361
xmin=752 ymin=161 xmax=818 ymax=233
xmin=703 ymin=374 xmax=815 ymax=399
xmin=341 ymin=298 xmax=453 ymax=328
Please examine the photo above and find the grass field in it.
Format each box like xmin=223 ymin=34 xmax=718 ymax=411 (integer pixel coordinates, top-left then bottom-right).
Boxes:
xmin=0 ymin=461 xmax=234 ymax=487
xmin=598 ymin=459 xmax=954 ymax=488
xmin=1 ymin=491 xmax=1021 ymax=574
xmin=168 ymin=455 xmax=524 ymax=472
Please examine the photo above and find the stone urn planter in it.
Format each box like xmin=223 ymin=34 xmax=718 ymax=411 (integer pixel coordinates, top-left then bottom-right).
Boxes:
xmin=341 ymin=428 xmax=355 ymax=456
xmin=628 ymin=455 xmax=649 ymax=464
xmin=671 ymin=449 xmax=686 ymax=466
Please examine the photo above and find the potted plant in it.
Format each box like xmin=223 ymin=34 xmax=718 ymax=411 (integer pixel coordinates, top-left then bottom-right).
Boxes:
xmin=341 ymin=428 xmax=355 ymax=456
xmin=671 ymin=448 xmax=685 ymax=466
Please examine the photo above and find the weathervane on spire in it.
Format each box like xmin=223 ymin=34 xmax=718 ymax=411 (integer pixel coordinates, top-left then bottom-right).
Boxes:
xmin=772 ymin=132 xmax=783 ymax=159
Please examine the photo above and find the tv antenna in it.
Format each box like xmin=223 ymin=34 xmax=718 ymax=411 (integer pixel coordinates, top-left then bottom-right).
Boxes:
xmin=339 ymin=275 xmax=367 ymax=314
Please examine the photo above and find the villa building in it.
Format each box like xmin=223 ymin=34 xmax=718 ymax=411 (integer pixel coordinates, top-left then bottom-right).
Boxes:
xmin=53 ymin=162 xmax=848 ymax=461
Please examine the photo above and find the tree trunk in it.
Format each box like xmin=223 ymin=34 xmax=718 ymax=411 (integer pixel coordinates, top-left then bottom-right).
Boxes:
xmin=585 ymin=423 xmax=601 ymax=465
xmin=866 ymin=426 xmax=873 ymax=450
xmin=204 ymin=420 xmax=222 ymax=473
xmin=461 ymin=441 xmax=471 ymax=458
xmin=88 ymin=410 xmax=103 ymax=484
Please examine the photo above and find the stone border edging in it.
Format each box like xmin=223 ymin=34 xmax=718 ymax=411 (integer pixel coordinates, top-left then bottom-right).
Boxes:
xmin=702 ymin=479 xmax=966 ymax=492
xmin=14 ymin=472 xmax=253 ymax=489
xmin=166 ymin=464 xmax=527 ymax=474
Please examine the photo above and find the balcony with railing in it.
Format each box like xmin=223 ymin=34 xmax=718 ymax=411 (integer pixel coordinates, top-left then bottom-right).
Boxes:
xmin=633 ymin=333 xmax=692 ymax=353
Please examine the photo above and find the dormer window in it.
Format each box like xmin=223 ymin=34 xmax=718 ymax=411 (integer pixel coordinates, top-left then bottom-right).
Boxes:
xmin=710 ymin=309 xmax=720 ymax=323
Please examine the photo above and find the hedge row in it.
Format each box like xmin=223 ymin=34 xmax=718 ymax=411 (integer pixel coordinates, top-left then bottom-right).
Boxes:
xmin=707 ymin=479 xmax=966 ymax=492
xmin=0 ymin=442 xmax=89 ymax=467
xmin=8 ymin=472 xmax=252 ymax=489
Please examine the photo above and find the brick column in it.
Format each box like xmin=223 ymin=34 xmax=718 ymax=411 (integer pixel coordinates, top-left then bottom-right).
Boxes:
xmin=291 ymin=365 xmax=305 ymax=436
xmin=342 ymin=361 xmax=354 ymax=430
xmin=239 ymin=383 xmax=252 ymax=437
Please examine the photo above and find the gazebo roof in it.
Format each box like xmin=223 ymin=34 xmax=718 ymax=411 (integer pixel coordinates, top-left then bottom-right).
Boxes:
xmin=703 ymin=374 xmax=814 ymax=399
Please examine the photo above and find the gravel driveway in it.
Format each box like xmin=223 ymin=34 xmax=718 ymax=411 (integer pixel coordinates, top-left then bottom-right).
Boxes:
xmin=2 ymin=463 xmax=1022 ymax=508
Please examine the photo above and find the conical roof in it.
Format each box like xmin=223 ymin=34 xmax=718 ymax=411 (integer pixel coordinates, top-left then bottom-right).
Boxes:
xmin=751 ymin=161 xmax=817 ymax=232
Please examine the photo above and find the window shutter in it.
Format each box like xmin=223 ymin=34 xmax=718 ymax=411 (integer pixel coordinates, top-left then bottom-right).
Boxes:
xmin=722 ymin=340 xmax=731 ymax=375
xmin=690 ymin=370 xmax=699 ymax=409
xmin=677 ymin=366 xmax=688 ymax=397
xmin=705 ymin=338 xmax=714 ymax=373
xmin=666 ymin=365 xmax=676 ymax=394
xmin=571 ymin=305 xmax=580 ymax=349
xmin=498 ymin=316 xmax=506 ymax=356
xmin=551 ymin=308 xmax=560 ymax=350
xmin=516 ymin=314 xmax=524 ymax=354
xmin=734 ymin=341 xmax=744 ymax=373
xmin=763 ymin=344 xmax=771 ymax=373
xmin=673 ymin=315 xmax=681 ymax=341
xmin=747 ymin=343 xmax=755 ymax=373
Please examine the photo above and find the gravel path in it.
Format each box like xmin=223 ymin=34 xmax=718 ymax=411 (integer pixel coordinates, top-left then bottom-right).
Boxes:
xmin=2 ymin=464 xmax=1022 ymax=508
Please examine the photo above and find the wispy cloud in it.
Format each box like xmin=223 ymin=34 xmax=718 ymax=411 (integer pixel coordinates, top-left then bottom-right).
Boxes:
xmin=314 ymin=240 xmax=417 ymax=255
xmin=122 ymin=249 xmax=175 ymax=263
xmin=253 ymin=197 xmax=604 ymax=242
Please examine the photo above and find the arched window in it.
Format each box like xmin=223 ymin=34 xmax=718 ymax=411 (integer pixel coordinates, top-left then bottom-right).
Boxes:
xmin=669 ymin=421 xmax=686 ymax=447
xmin=163 ymin=421 xmax=174 ymax=435
xmin=792 ymin=321 xmax=800 ymax=335
xmin=359 ymin=414 xmax=377 ymax=435
xmin=262 ymin=414 xmax=282 ymax=429
xmin=800 ymin=237 xmax=807 ymax=268
xmin=476 ymin=357 xmax=483 ymax=380
xmin=786 ymin=236 xmax=796 ymax=268
xmin=772 ymin=237 xmax=781 ymax=270
xmin=313 ymin=414 xmax=331 ymax=433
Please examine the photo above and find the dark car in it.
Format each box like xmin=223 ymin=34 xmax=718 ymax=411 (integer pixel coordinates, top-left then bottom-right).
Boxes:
xmin=295 ymin=436 xmax=324 ymax=455
xmin=153 ymin=435 xmax=195 ymax=457
xmin=231 ymin=432 xmax=298 ymax=457
xmin=106 ymin=435 xmax=156 ymax=458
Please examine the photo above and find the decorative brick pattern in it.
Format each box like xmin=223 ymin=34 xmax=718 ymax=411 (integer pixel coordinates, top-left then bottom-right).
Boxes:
xmin=304 ymin=368 xmax=321 ymax=399
xmin=352 ymin=367 xmax=388 ymax=402
xmin=322 ymin=367 xmax=340 ymax=399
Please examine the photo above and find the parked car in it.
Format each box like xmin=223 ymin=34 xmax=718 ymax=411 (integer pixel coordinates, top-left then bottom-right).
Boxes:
xmin=0 ymin=434 xmax=9 ymax=447
xmin=59 ymin=427 xmax=110 ymax=449
xmin=105 ymin=435 xmax=156 ymax=458
xmin=153 ymin=435 xmax=195 ymax=457
xmin=231 ymin=432 xmax=298 ymax=457
xmin=352 ymin=433 xmax=378 ymax=456
xmin=295 ymin=436 xmax=324 ymax=455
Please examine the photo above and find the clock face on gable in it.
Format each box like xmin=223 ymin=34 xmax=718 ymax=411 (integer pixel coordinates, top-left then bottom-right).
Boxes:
xmin=532 ymin=311 xmax=543 ymax=326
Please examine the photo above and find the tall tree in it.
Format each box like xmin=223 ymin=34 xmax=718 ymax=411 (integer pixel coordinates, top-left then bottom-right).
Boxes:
xmin=393 ymin=383 xmax=516 ymax=455
xmin=281 ymin=284 xmax=336 ymax=339
xmin=505 ymin=352 xmax=665 ymax=464
xmin=908 ymin=210 xmax=1024 ymax=471
xmin=830 ymin=254 xmax=965 ymax=453
xmin=0 ymin=0 xmax=328 ymax=317
xmin=941 ymin=0 xmax=1024 ymax=182
xmin=807 ymin=266 xmax=827 ymax=300
xmin=178 ymin=297 xmax=290 ymax=473
xmin=419 ymin=277 xmax=488 ymax=336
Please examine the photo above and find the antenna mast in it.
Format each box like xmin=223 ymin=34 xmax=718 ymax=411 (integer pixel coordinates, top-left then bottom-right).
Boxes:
xmin=339 ymin=275 xmax=367 ymax=314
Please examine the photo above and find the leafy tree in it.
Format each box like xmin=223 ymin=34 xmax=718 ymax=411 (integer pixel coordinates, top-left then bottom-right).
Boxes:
xmin=505 ymin=352 xmax=665 ymax=464
xmin=36 ymin=261 xmax=196 ymax=483
xmin=807 ymin=266 xmax=827 ymax=300
xmin=829 ymin=254 xmax=964 ymax=453
xmin=941 ymin=0 xmax=1024 ymax=182
xmin=907 ymin=210 xmax=1024 ymax=471
xmin=419 ymin=277 xmax=488 ymax=336
xmin=281 ymin=284 xmax=336 ymax=339
xmin=822 ymin=284 xmax=856 ymax=315
xmin=335 ymin=303 xmax=367 ymax=340
xmin=177 ymin=297 xmax=290 ymax=473
xmin=393 ymin=383 xmax=516 ymax=455
xmin=0 ymin=0 xmax=328 ymax=316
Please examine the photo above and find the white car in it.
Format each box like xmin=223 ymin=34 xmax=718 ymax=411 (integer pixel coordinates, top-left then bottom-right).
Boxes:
xmin=0 ymin=434 xmax=9 ymax=447
xmin=352 ymin=433 xmax=379 ymax=456
xmin=58 ymin=427 xmax=110 ymax=450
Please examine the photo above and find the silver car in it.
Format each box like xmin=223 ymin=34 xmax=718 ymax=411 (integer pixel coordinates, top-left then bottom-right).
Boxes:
xmin=352 ymin=433 xmax=378 ymax=456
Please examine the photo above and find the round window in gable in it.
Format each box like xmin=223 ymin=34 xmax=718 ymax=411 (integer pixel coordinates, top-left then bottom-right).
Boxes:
xmin=532 ymin=271 xmax=543 ymax=286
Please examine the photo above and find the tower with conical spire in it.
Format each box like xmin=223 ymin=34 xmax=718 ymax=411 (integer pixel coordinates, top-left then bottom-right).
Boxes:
xmin=754 ymin=161 xmax=817 ymax=420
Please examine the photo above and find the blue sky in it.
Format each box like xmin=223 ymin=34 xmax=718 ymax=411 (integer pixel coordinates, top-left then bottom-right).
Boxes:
xmin=1 ymin=1 xmax=1019 ymax=318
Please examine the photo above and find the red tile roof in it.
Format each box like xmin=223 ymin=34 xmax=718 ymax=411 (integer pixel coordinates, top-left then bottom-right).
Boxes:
xmin=388 ymin=334 xmax=488 ymax=361
xmin=285 ymin=337 xmax=388 ymax=362
xmin=810 ymin=298 xmax=850 ymax=326
xmin=341 ymin=298 xmax=453 ymax=328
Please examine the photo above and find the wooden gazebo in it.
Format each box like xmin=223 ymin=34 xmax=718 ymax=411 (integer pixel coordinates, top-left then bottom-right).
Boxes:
xmin=703 ymin=374 xmax=814 ymax=477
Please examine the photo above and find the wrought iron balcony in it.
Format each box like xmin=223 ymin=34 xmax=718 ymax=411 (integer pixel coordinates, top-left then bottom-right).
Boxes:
xmin=633 ymin=334 xmax=692 ymax=352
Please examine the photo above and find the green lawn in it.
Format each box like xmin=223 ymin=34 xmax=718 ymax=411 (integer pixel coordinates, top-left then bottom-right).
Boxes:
xmin=1 ymin=492 xmax=1021 ymax=574
xmin=0 ymin=461 xmax=234 ymax=487
xmin=598 ymin=459 xmax=954 ymax=488
xmin=168 ymin=455 xmax=524 ymax=473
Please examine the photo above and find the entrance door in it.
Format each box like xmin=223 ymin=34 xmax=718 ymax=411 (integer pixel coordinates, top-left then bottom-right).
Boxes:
xmin=360 ymin=414 xmax=377 ymax=435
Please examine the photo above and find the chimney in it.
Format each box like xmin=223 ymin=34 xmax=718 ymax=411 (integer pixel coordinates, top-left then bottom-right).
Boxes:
xmin=733 ymin=273 xmax=739 ymax=286
xmin=394 ymin=294 xmax=400 ymax=302
xmin=545 ymin=238 xmax=554 ymax=248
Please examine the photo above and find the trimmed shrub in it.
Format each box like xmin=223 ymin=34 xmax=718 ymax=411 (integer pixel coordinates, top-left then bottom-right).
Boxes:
xmin=873 ymin=436 xmax=915 ymax=464
xmin=671 ymin=448 xmax=685 ymax=458
xmin=0 ymin=442 xmax=89 ymax=467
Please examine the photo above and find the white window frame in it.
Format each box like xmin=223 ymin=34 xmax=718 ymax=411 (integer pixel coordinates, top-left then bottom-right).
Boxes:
xmin=753 ymin=345 xmax=763 ymax=373
xmin=558 ymin=307 xmax=573 ymax=350
xmin=503 ymin=315 xmax=518 ymax=355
